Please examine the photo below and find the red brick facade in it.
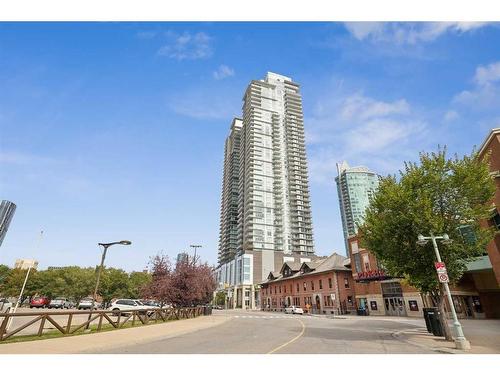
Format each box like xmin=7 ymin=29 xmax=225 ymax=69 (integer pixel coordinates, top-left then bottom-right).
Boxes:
xmin=478 ymin=128 xmax=500 ymax=285
xmin=259 ymin=254 xmax=355 ymax=315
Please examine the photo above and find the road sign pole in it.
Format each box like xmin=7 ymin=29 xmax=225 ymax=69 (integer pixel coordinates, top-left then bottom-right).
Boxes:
xmin=430 ymin=234 xmax=470 ymax=350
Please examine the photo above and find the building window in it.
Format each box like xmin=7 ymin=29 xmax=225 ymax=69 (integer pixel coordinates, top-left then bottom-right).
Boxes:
xmin=319 ymin=279 xmax=323 ymax=289
xmin=311 ymin=281 xmax=315 ymax=290
xmin=303 ymin=282 xmax=307 ymax=291
xmin=296 ymin=283 xmax=299 ymax=292
xmin=493 ymin=211 xmax=500 ymax=230
xmin=354 ymin=253 xmax=362 ymax=273
xmin=284 ymin=285 xmax=286 ymax=293
xmin=274 ymin=286 xmax=277 ymax=294
xmin=347 ymin=296 xmax=353 ymax=305
xmin=279 ymin=286 xmax=281 ymax=293
xmin=328 ymin=278 xmax=332 ymax=288
xmin=344 ymin=278 xmax=350 ymax=289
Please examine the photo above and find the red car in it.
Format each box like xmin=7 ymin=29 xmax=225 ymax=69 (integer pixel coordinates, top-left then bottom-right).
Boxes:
xmin=30 ymin=297 xmax=50 ymax=308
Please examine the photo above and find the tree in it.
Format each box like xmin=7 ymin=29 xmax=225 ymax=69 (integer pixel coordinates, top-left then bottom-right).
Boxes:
xmin=0 ymin=265 xmax=11 ymax=294
xmin=128 ymin=271 xmax=152 ymax=299
xmin=144 ymin=253 xmax=217 ymax=307
xmin=98 ymin=267 xmax=130 ymax=305
xmin=214 ymin=291 xmax=226 ymax=307
xmin=359 ymin=148 xmax=495 ymax=341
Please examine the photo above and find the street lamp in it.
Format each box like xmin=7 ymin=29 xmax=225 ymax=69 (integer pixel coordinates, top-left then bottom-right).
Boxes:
xmin=190 ymin=244 xmax=202 ymax=265
xmin=85 ymin=240 xmax=131 ymax=330
xmin=416 ymin=233 xmax=470 ymax=350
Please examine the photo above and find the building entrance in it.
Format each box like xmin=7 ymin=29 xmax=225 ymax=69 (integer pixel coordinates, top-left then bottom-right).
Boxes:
xmin=381 ymin=282 xmax=407 ymax=317
xmin=384 ymin=297 xmax=406 ymax=316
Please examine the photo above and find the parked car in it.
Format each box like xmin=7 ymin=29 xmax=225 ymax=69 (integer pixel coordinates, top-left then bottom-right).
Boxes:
xmin=0 ymin=298 xmax=13 ymax=313
xmin=30 ymin=296 xmax=51 ymax=309
xmin=48 ymin=298 xmax=73 ymax=309
xmin=284 ymin=305 xmax=304 ymax=315
xmin=77 ymin=298 xmax=101 ymax=310
xmin=108 ymin=299 xmax=158 ymax=316
xmin=141 ymin=300 xmax=161 ymax=307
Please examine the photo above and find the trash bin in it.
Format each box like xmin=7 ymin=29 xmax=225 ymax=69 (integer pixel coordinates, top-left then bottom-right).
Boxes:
xmin=422 ymin=307 xmax=433 ymax=333
xmin=426 ymin=307 xmax=444 ymax=337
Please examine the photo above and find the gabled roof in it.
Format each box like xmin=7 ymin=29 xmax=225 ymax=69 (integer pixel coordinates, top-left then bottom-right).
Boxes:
xmin=478 ymin=128 xmax=500 ymax=156
xmin=279 ymin=261 xmax=301 ymax=274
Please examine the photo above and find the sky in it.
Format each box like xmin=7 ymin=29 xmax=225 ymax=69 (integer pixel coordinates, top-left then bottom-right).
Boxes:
xmin=1 ymin=22 xmax=500 ymax=272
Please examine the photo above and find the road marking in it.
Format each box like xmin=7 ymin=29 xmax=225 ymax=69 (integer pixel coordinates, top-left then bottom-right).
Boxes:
xmin=267 ymin=318 xmax=306 ymax=354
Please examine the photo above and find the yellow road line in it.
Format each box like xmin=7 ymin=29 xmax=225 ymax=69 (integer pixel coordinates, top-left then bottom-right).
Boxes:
xmin=267 ymin=317 xmax=306 ymax=354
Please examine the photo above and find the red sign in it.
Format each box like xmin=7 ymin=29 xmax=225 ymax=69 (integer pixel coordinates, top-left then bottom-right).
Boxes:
xmin=355 ymin=269 xmax=387 ymax=281
xmin=434 ymin=262 xmax=446 ymax=272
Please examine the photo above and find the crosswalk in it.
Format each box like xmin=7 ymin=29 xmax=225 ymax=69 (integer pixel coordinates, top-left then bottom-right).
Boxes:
xmin=233 ymin=314 xmax=312 ymax=319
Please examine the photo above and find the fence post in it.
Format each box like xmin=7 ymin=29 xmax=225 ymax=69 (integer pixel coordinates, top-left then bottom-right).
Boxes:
xmin=38 ymin=315 xmax=47 ymax=336
xmin=66 ymin=313 xmax=73 ymax=334
xmin=0 ymin=314 xmax=9 ymax=341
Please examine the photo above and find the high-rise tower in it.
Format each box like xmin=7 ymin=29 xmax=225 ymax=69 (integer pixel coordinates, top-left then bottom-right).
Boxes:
xmin=335 ymin=161 xmax=379 ymax=254
xmin=216 ymin=73 xmax=315 ymax=309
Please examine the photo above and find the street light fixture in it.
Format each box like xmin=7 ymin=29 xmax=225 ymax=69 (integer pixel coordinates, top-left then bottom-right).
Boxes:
xmin=85 ymin=240 xmax=131 ymax=330
xmin=416 ymin=233 xmax=470 ymax=350
xmin=190 ymin=244 xmax=202 ymax=265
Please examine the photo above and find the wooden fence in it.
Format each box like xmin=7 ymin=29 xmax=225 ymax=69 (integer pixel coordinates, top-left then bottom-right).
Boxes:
xmin=0 ymin=306 xmax=206 ymax=341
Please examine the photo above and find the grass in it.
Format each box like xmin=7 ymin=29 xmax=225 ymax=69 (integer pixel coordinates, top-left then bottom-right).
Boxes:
xmin=0 ymin=314 xmax=199 ymax=345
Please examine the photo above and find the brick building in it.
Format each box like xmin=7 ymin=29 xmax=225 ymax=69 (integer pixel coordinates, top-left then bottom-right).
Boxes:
xmin=259 ymin=253 xmax=355 ymax=315
xmin=475 ymin=127 xmax=500 ymax=317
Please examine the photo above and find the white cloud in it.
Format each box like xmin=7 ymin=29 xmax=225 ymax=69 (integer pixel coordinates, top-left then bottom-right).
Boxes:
xmin=474 ymin=61 xmax=500 ymax=86
xmin=213 ymin=65 xmax=235 ymax=80
xmin=453 ymin=61 xmax=500 ymax=109
xmin=306 ymin=91 xmax=430 ymax=185
xmin=344 ymin=22 xmax=489 ymax=45
xmin=339 ymin=93 xmax=409 ymax=121
xmin=158 ymin=32 xmax=213 ymax=60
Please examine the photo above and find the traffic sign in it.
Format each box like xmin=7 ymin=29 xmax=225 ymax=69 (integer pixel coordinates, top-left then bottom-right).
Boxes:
xmin=435 ymin=262 xmax=447 ymax=273
xmin=438 ymin=273 xmax=449 ymax=283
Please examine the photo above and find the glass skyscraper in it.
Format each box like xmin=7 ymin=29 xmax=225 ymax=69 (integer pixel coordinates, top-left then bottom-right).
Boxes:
xmin=0 ymin=200 xmax=16 ymax=247
xmin=216 ymin=72 xmax=315 ymax=309
xmin=335 ymin=162 xmax=379 ymax=254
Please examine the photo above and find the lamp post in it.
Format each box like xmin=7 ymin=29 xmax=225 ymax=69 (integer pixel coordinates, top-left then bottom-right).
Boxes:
xmin=190 ymin=244 xmax=202 ymax=265
xmin=85 ymin=240 xmax=131 ymax=330
xmin=416 ymin=233 xmax=471 ymax=350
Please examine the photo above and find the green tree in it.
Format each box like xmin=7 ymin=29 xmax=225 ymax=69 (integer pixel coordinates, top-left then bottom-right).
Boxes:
xmin=0 ymin=265 xmax=11 ymax=295
xmin=359 ymin=148 xmax=495 ymax=341
xmin=128 ymin=271 xmax=152 ymax=299
xmin=214 ymin=291 xmax=226 ymax=307
xmin=98 ymin=267 xmax=130 ymax=304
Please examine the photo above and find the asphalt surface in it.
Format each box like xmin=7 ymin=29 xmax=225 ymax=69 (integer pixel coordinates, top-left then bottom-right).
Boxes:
xmin=100 ymin=309 xmax=436 ymax=354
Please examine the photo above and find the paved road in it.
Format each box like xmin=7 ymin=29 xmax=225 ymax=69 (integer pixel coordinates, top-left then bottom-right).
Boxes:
xmin=100 ymin=310 xmax=435 ymax=354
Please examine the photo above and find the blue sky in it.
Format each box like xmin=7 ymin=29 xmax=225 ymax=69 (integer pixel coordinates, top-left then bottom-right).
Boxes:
xmin=1 ymin=22 xmax=499 ymax=272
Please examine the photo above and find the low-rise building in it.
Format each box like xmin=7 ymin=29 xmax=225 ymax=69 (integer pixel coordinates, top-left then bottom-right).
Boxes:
xmin=348 ymin=235 xmax=494 ymax=319
xmin=259 ymin=253 xmax=355 ymax=315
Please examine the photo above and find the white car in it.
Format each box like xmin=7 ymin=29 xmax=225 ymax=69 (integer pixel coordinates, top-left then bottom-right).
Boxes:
xmin=78 ymin=298 xmax=101 ymax=310
xmin=284 ymin=306 xmax=304 ymax=315
xmin=0 ymin=298 xmax=13 ymax=313
xmin=108 ymin=299 xmax=158 ymax=316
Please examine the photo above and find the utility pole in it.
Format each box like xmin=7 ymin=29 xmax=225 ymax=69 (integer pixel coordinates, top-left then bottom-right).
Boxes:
xmin=417 ymin=233 xmax=471 ymax=350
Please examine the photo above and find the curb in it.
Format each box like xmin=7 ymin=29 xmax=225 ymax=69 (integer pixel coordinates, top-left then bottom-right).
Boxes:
xmin=391 ymin=328 xmax=458 ymax=354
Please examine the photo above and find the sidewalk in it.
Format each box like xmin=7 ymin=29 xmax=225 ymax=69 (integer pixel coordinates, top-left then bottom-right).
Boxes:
xmin=0 ymin=314 xmax=232 ymax=354
xmin=393 ymin=319 xmax=500 ymax=354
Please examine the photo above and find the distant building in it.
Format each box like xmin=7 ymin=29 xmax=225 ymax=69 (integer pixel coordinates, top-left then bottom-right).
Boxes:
xmin=176 ymin=252 xmax=189 ymax=264
xmin=335 ymin=162 xmax=379 ymax=254
xmin=0 ymin=200 xmax=16 ymax=247
xmin=14 ymin=259 xmax=38 ymax=270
